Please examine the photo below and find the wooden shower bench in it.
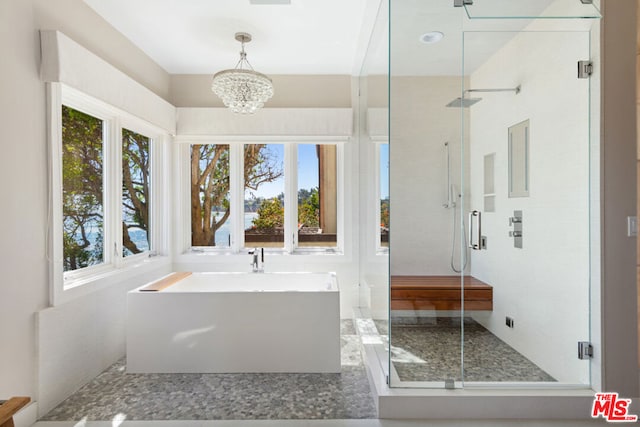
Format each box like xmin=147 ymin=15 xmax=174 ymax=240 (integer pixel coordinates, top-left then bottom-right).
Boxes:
xmin=391 ymin=276 xmax=493 ymax=311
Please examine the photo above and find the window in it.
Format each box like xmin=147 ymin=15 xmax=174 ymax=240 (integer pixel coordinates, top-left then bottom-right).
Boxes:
xmin=53 ymin=85 xmax=167 ymax=290
xmin=62 ymin=106 xmax=105 ymax=271
xmin=297 ymin=144 xmax=337 ymax=248
xmin=244 ymin=144 xmax=285 ymax=249
xmin=379 ymin=143 xmax=389 ymax=248
xmin=188 ymin=142 xmax=341 ymax=253
xmin=122 ymin=129 xmax=151 ymax=256
xmin=190 ymin=144 xmax=231 ymax=247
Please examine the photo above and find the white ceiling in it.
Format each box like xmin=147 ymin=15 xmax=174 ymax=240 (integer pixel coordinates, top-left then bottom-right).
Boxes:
xmin=83 ymin=0 xmax=375 ymax=75
xmin=83 ymin=0 xmax=594 ymax=77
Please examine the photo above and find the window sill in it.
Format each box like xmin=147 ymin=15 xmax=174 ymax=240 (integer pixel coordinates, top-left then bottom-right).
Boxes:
xmin=292 ymin=248 xmax=343 ymax=255
xmin=54 ymin=255 xmax=171 ymax=306
xmin=186 ymin=247 xmax=344 ymax=256
xmin=175 ymin=250 xmax=349 ymax=268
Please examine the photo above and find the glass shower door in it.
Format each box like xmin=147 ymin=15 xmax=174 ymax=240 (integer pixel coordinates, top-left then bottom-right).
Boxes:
xmin=459 ymin=27 xmax=594 ymax=386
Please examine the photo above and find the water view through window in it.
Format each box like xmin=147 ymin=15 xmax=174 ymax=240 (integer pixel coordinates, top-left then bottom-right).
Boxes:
xmin=122 ymin=129 xmax=150 ymax=256
xmin=61 ymin=105 xmax=105 ymax=271
xmin=244 ymin=144 xmax=285 ymax=248
xmin=190 ymin=143 xmax=340 ymax=250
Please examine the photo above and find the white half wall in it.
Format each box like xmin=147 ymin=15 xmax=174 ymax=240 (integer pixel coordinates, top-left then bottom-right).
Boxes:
xmin=37 ymin=264 xmax=171 ymax=416
xmin=468 ymin=30 xmax=592 ymax=384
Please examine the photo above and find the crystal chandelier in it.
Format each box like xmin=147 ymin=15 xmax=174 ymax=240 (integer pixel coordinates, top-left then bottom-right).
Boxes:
xmin=211 ymin=32 xmax=274 ymax=114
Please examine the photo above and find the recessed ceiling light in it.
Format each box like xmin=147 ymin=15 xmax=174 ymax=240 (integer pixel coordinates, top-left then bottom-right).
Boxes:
xmin=420 ymin=31 xmax=444 ymax=44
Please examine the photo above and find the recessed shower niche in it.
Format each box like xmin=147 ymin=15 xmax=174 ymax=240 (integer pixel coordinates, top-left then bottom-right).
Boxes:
xmin=359 ymin=0 xmax=600 ymax=389
xmin=508 ymin=119 xmax=530 ymax=198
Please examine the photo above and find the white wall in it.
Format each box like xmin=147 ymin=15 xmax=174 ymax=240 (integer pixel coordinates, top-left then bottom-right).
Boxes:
xmin=389 ymin=76 xmax=470 ymax=276
xmin=0 ymin=0 xmax=49 ymax=404
xmin=35 ymin=0 xmax=171 ymax=100
xmin=468 ymin=30 xmax=592 ymax=383
xmin=599 ymin=0 xmax=639 ymax=397
xmin=170 ymin=74 xmax=352 ymax=108
xmin=0 ymin=0 xmax=174 ymax=417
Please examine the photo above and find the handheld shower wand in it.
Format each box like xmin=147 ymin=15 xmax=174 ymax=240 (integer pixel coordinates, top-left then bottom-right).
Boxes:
xmin=443 ymin=142 xmax=468 ymax=272
xmin=443 ymin=143 xmax=455 ymax=208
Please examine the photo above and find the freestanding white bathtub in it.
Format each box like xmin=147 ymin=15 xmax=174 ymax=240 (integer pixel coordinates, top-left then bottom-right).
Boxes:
xmin=126 ymin=272 xmax=340 ymax=373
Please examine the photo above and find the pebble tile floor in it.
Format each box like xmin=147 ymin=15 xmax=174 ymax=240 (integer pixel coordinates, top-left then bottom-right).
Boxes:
xmin=40 ymin=321 xmax=375 ymax=421
xmin=379 ymin=318 xmax=556 ymax=383
xmin=42 ymin=318 xmax=555 ymax=422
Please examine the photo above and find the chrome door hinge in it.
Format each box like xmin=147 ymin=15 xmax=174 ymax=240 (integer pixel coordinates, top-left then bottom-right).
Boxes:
xmin=578 ymin=61 xmax=593 ymax=79
xmin=578 ymin=341 xmax=593 ymax=359
xmin=454 ymin=0 xmax=473 ymax=7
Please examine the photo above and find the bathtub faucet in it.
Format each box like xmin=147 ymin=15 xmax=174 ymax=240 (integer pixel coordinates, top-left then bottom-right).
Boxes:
xmin=249 ymin=248 xmax=264 ymax=273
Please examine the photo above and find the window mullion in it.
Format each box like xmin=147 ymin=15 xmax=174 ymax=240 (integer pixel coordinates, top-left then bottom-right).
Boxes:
xmin=337 ymin=142 xmax=345 ymax=252
xmin=49 ymin=83 xmax=64 ymax=304
xmin=231 ymin=143 xmax=243 ymax=253
xmin=179 ymin=143 xmax=192 ymax=253
xmin=149 ymin=134 xmax=160 ymax=255
xmin=110 ymin=119 xmax=123 ymax=267
xmin=158 ymin=134 xmax=171 ymax=256
xmin=374 ymin=143 xmax=382 ymax=251
xmin=148 ymin=135 xmax=156 ymax=254
xmin=284 ymin=144 xmax=297 ymax=253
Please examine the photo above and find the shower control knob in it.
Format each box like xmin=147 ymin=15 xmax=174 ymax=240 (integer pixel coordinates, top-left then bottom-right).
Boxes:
xmin=509 ymin=217 xmax=522 ymax=225
xmin=509 ymin=231 xmax=522 ymax=238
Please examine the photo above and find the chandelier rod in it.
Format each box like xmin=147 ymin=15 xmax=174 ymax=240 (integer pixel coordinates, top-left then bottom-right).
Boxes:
xmin=234 ymin=33 xmax=254 ymax=71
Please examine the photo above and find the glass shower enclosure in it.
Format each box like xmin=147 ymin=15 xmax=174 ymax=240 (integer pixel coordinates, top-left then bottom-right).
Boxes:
xmin=360 ymin=0 xmax=601 ymax=389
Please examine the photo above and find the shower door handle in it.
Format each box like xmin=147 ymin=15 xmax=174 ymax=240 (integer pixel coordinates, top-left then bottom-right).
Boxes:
xmin=468 ymin=210 xmax=482 ymax=250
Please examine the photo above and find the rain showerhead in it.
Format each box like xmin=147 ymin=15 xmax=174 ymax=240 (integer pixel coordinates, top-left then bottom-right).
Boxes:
xmin=445 ymin=85 xmax=521 ymax=108
xmin=446 ymin=97 xmax=482 ymax=108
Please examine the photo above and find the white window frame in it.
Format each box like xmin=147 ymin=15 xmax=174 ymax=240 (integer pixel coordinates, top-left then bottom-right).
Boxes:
xmin=48 ymin=83 xmax=169 ymax=305
xmin=178 ymin=137 xmax=345 ymax=256
xmin=119 ymin=117 xmax=166 ymax=265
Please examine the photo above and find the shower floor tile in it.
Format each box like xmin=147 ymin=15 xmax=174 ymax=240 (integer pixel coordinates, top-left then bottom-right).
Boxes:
xmin=40 ymin=321 xmax=375 ymax=421
xmin=388 ymin=318 xmax=556 ymax=383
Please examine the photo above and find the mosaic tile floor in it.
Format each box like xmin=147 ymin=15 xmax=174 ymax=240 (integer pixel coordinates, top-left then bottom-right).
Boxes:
xmin=40 ymin=321 xmax=376 ymax=421
xmin=379 ymin=317 xmax=555 ymax=383
xmin=33 ymin=420 xmax=614 ymax=427
xmin=41 ymin=317 xmax=556 ymax=422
